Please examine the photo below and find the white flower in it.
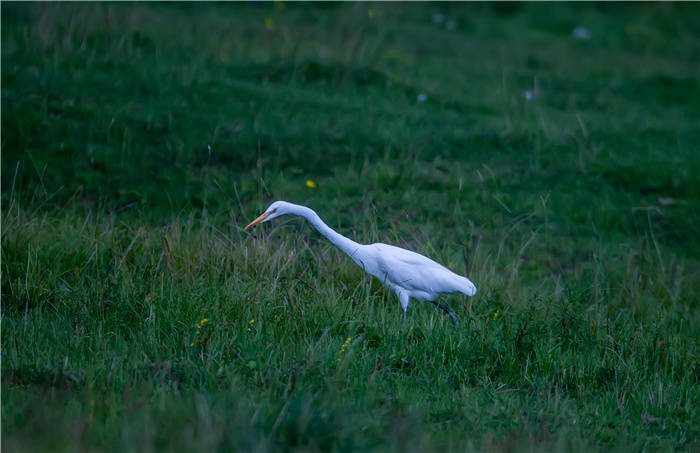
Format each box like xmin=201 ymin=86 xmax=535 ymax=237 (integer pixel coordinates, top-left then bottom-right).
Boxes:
xmin=417 ymin=93 xmax=427 ymax=103
xmin=572 ymin=26 xmax=591 ymax=40
xmin=524 ymin=91 xmax=533 ymax=101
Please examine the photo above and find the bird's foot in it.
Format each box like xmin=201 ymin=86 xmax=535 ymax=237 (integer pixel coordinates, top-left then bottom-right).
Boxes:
xmin=429 ymin=301 xmax=458 ymax=326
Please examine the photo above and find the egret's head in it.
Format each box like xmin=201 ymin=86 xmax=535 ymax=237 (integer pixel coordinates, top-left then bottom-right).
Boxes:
xmin=244 ymin=201 xmax=294 ymax=230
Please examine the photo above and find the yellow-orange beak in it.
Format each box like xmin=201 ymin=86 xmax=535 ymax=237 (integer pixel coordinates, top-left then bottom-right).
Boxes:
xmin=244 ymin=212 xmax=270 ymax=230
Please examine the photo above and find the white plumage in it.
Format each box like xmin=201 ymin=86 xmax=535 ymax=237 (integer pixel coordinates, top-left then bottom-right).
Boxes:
xmin=245 ymin=201 xmax=477 ymax=323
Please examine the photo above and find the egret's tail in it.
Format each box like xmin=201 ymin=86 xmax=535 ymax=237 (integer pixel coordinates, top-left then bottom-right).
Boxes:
xmin=458 ymin=277 xmax=477 ymax=297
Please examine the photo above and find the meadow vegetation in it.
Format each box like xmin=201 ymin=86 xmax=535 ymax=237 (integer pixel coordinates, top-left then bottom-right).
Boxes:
xmin=2 ymin=3 xmax=699 ymax=451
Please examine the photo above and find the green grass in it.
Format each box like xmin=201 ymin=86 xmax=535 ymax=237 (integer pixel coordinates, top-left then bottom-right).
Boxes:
xmin=2 ymin=3 xmax=700 ymax=451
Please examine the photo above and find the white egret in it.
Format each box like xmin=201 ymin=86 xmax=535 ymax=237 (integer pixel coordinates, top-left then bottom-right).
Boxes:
xmin=244 ymin=201 xmax=477 ymax=324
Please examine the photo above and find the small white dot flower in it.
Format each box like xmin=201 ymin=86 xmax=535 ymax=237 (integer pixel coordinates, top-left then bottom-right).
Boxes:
xmin=417 ymin=93 xmax=427 ymax=103
xmin=572 ymin=26 xmax=591 ymax=40
xmin=524 ymin=91 xmax=533 ymax=101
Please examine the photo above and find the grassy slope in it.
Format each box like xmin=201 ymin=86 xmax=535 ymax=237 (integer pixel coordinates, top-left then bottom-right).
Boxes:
xmin=2 ymin=3 xmax=700 ymax=451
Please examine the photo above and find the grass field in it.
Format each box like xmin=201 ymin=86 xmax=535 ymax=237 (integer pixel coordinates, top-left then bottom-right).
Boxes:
xmin=2 ymin=3 xmax=700 ymax=451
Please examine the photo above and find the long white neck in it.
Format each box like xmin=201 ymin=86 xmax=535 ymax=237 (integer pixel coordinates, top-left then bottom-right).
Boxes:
xmin=289 ymin=204 xmax=363 ymax=258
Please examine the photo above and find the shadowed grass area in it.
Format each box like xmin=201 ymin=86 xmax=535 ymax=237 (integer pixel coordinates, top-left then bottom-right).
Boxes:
xmin=2 ymin=3 xmax=700 ymax=451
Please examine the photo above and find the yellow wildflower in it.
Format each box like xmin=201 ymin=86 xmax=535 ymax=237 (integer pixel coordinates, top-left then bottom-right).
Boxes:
xmin=247 ymin=318 xmax=255 ymax=332
xmin=264 ymin=17 xmax=274 ymax=31
xmin=305 ymin=179 xmax=317 ymax=189
xmin=493 ymin=310 xmax=500 ymax=320
xmin=338 ymin=337 xmax=352 ymax=361
xmin=193 ymin=319 xmax=209 ymax=347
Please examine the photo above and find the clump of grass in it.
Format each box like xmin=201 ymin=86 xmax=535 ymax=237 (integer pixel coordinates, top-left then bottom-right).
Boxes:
xmin=3 ymin=197 xmax=699 ymax=450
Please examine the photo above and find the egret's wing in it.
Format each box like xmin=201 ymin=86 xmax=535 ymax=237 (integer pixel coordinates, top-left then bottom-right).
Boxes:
xmin=372 ymin=244 xmax=471 ymax=296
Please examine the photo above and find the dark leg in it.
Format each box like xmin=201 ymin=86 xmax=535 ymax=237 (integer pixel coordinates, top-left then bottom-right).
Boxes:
xmin=428 ymin=300 xmax=457 ymax=326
